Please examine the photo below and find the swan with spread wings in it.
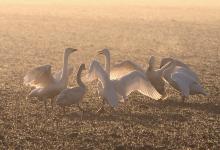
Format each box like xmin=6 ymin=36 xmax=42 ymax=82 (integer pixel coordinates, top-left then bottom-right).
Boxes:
xmin=97 ymin=49 xmax=168 ymax=99
xmin=24 ymin=48 xmax=77 ymax=110
xmin=88 ymin=60 xmax=162 ymax=113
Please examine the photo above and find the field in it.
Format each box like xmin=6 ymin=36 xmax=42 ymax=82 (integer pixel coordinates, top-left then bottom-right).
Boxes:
xmin=0 ymin=4 xmax=220 ymax=149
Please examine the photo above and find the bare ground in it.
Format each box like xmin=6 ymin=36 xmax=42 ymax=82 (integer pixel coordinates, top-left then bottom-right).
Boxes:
xmin=0 ymin=5 xmax=219 ymax=149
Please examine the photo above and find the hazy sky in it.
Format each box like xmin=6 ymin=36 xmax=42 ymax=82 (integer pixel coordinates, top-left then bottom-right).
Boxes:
xmin=0 ymin=0 xmax=220 ymax=7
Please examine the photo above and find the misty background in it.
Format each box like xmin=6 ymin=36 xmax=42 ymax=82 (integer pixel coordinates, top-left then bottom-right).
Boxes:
xmin=1 ymin=0 xmax=220 ymax=7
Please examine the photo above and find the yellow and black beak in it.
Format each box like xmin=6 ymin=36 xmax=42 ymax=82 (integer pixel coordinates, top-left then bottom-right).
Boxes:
xmin=97 ymin=50 xmax=103 ymax=55
xmin=71 ymin=48 xmax=77 ymax=52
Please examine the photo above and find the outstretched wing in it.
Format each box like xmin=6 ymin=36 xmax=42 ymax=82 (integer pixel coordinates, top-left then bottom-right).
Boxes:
xmin=24 ymin=65 xmax=54 ymax=88
xmin=110 ymin=60 xmax=144 ymax=80
xmin=103 ymin=82 xmax=120 ymax=107
xmin=172 ymin=66 xmax=198 ymax=83
xmin=171 ymin=66 xmax=202 ymax=96
xmin=118 ymin=71 xmax=162 ymax=100
xmin=53 ymin=65 xmax=74 ymax=81
xmin=160 ymin=57 xmax=199 ymax=82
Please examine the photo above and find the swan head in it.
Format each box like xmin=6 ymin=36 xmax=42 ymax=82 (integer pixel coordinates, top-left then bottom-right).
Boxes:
xmin=160 ymin=57 xmax=174 ymax=68
xmin=43 ymin=64 xmax=52 ymax=71
xmin=148 ymin=56 xmax=156 ymax=69
xmin=65 ymin=48 xmax=77 ymax=55
xmin=97 ymin=48 xmax=110 ymax=56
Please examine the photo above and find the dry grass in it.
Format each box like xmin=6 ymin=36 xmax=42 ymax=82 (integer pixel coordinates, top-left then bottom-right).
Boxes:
xmin=0 ymin=4 xmax=220 ymax=149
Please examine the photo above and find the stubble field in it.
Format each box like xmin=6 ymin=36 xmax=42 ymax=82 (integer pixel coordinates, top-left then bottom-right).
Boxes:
xmin=0 ymin=4 xmax=220 ymax=149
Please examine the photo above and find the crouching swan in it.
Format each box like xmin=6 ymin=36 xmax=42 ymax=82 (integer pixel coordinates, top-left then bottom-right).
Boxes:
xmin=56 ymin=64 xmax=87 ymax=116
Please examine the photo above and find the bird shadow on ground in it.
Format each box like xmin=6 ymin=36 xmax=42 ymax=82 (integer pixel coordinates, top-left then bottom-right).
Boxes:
xmin=65 ymin=110 xmax=161 ymax=127
xmin=147 ymin=99 xmax=220 ymax=114
xmin=64 ymin=107 xmax=189 ymax=128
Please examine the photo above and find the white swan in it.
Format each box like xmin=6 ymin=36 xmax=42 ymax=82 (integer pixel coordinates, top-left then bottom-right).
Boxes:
xmin=56 ymin=64 xmax=86 ymax=116
xmin=88 ymin=60 xmax=162 ymax=112
xmin=97 ymin=49 xmax=167 ymax=100
xmin=24 ymin=48 xmax=77 ymax=109
xmin=160 ymin=57 xmax=199 ymax=82
xmin=162 ymin=61 xmax=207 ymax=102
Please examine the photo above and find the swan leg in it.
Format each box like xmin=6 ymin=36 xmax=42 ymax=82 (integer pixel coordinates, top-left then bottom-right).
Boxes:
xmin=181 ymin=96 xmax=186 ymax=103
xmin=78 ymin=104 xmax=84 ymax=120
xmin=63 ymin=107 xmax=66 ymax=115
xmin=43 ymin=99 xmax=48 ymax=112
xmin=78 ymin=104 xmax=84 ymax=112
xmin=51 ymin=98 xmax=55 ymax=110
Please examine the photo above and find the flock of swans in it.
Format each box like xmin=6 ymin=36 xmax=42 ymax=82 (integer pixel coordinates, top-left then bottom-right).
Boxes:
xmin=24 ymin=48 xmax=207 ymax=115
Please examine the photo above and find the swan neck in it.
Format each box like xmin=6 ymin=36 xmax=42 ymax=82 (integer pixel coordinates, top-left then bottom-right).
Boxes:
xmin=60 ymin=52 xmax=69 ymax=84
xmin=77 ymin=67 xmax=85 ymax=88
xmin=146 ymin=62 xmax=154 ymax=73
xmin=95 ymin=63 xmax=109 ymax=86
xmin=104 ymin=53 xmax=110 ymax=76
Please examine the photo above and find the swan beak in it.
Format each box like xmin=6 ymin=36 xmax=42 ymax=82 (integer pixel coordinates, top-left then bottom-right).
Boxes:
xmin=97 ymin=50 xmax=103 ymax=55
xmin=71 ymin=49 xmax=77 ymax=52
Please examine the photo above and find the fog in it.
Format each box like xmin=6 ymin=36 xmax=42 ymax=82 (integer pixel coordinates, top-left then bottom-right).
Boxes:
xmin=1 ymin=0 xmax=220 ymax=7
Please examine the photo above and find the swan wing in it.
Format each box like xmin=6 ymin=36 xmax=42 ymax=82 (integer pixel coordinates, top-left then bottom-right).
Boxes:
xmin=171 ymin=73 xmax=190 ymax=96
xmin=24 ymin=65 xmax=54 ymax=88
xmin=118 ymin=71 xmax=162 ymax=100
xmin=171 ymin=69 xmax=195 ymax=96
xmin=160 ymin=58 xmax=189 ymax=69
xmin=53 ymin=65 xmax=74 ymax=81
xmin=161 ymin=58 xmax=199 ymax=82
xmin=172 ymin=66 xmax=198 ymax=83
xmin=87 ymin=60 xmax=109 ymax=82
xmin=87 ymin=60 xmax=99 ymax=82
xmin=110 ymin=60 xmax=144 ymax=80
xmin=104 ymin=82 xmax=119 ymax=107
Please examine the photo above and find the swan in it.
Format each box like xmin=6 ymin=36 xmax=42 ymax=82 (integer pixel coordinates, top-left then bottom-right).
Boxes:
xmin=160 ymin=57 xmax=199 ymax=82
xmin=97 ymin=49 xmax=167 ymax=100
xmin=56 ymin=64 xmax=86 ymax=116
xmin=88 ymin=60 xmax=162 ymax=112
xmin=162 ymin=61 xmax=207 ymax=102
xmin=24 ymin=48 xmax=77 ymax=110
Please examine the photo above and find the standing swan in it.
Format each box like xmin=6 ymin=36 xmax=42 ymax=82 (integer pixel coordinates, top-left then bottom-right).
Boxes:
xmin=24 ymin=48 xmax=77 ymax=110
xmin=56 ymin=64 xmax=87 ymax=116
xmin=97 ymin=49 xmax=167 ymax=100
xmin=88 ymin=60 xmax=162 ymax=113
xmin=162 ymin=61 xmax=207 ymax=102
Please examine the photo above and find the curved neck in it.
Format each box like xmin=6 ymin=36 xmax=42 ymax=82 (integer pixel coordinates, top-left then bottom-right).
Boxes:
xmin=104 ymin=52 xmax=110 ymax=77
xmin=77 ymin=67 xmax=85 ymax=88
xmin=60 ymin=52 xmax=70 ymax=84
xmin=147 ymin=64 xmax=154 ymax=72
